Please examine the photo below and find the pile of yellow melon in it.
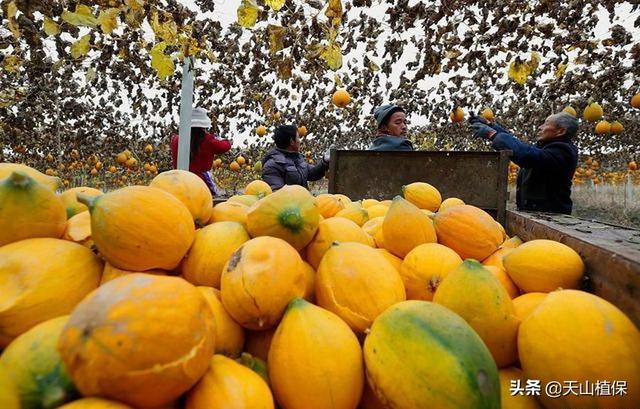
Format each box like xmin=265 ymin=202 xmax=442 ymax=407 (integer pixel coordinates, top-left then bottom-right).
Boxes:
xmin=1 ymin=162 xmax=639 ymax=409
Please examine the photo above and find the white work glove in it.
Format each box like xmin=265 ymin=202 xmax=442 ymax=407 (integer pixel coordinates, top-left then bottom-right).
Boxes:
xmin=323 ymin=145 xmax=334 ymax=164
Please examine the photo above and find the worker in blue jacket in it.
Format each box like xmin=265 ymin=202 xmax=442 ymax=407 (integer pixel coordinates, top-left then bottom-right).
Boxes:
xmin=469 ymin=112 xmax=579 ymax=214
xmin=369 ymin=104 xmax=414 ymax=151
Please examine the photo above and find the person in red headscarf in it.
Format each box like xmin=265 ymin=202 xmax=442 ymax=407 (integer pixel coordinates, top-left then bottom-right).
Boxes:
xmin=170 ymin=107 xmax=231 ymax=195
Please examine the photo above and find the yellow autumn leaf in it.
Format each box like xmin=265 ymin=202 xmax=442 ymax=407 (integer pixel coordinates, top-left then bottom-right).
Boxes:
xmin=150 ymin=42 xmax=175 ymax=80
xmin=2 ymin=55 xmax=22 ymax=74
xmin=98 ymin=8 xmax=120 ymax=35
xmin=0 ymin=88 xmax=26 ymax=108
xmin=276 ymin=58 xmax=293 ymax=80
xmin=321 ymin=42 xmax=343 ymax=71
xmin=265 ymin=0 xmax=285 ymax=12
xmin=125 ymin=0 xmax=145 ymax=12
xmin=237 ymin=0 xmax=259 ymax=28
xmin=268 ymin=25 xmax=286 ymax=54
xmin=124 ymin=0 xmax=145 ymax=27
xmin=555 ymin=63 xmax=567 ymax=79
xmin=325 ymin=0 xmax=343 ymax=25
xmin=507 ymin=52 xmax=541 ymax=85
xmin=7 ymin=1 xmax=20 ymax=38
xmin=179 ymin=36 xmax=202 ymax=58
xmin=151 ymin=10 xmax=178 ymax=45
xmin=62 ymin=4 xmax=98 ymax=28
xmin=86 ymin=67 xmax=97 ymax=83
xmin=71 ymin=35 xmax=92 ymax=59
xmin=43 ymin=17 xmax=61 ymax=36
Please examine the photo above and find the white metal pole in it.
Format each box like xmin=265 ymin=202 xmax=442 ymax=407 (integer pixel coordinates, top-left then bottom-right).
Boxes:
xmin=177 ymin=57 xmax=195 ymax=171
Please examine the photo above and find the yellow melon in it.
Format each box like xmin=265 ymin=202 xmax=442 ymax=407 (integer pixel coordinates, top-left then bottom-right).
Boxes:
xmin=333 ymin=193 xmax=352 ymax=206
xmin=181 ymin=221 xmax=250 ymax=288
xmin=316 ymin=242 xmax=406 ymax=333
xmin=269 ymin=298 xmax=364 ymax=409
xmin=62 ymin=210 xmax=93 ymax=248
xmin=0 ymin=238 xmax=102 ymax=347
xmin=518 ymin=290 xmax=640 ymax=409
xmin=496 ymin=221 xmax=508 ymax=241
xmin=100 ymin=262 xmax=167 ymax=285
xmin=422 ymin=209 xmax=436 ymax=218
xmin=82 ymin=186 xmax=195 ymax=272
xmin=583 ymin=101 xmax=603 ymax=122
xmin=301 ymin=261 xmax=316 ymax=302
xmin=366 ymin=204 xmax=389 ymax=218
xmin=363 ymin=300 xmax=500 ymax=409
xmin=512 ymin=292 xmax=547 ymax=321
xmin=209 ymin=201 xmax=249 ymax=227
xmin=376 ymin=248 xmax=403 ymax=271
xmin=58 ymin=398 xmax=133 ymax=409
xmin=228 ymin=194 xmax=260 ymax=207
xmin=315 ymin=194 xmax=345 ymax=218
xmin=382 ymin=196 xmax=437 ymax=258
xmin=501 ymin=235 xmax=523 ymax=248
xmin=245 ymin=180 xmax=273 ymax=197
xmin=362 ymin=198 xmax=379 ymax=209
xmin=0 ymin=366 xmax=19 ymax=409
xmin=221 ymin=237 xmax=306 ymax=330
xmin=58 ymin=274 xmax=216 ymax=408
xmin=150 ymin=170 xmax=213 ymax=227
xmin=0 ymin=316 xmax=76 ymax=408
xmin=246 ymin=185 xmax=319 ymax=251
xmin=401 ymin=182 xmax=442 ymax=211
xmin=399 ymin=243 xmax=463 ymax=301
xmin=434 ymin=260 xmax=520 ymax=367
xmin=334 ymin=203 xmax=369 ymax=226
xmin=438 ymin=197 xmax=465 ymax=212
xmin=362 ymin=216 xmax=384 ymax=241
xmin=503 ymin=239 xmax=584 ymax=292
xmin=59 ymin=186 xmax=103 ymax=218
xmin=484 ymin=265 xmax=520 ymax=299
xmin=0 ymin=163 xmax=60 ymax=191
xmin=186 ymin=355 xmax=274 ymax=409
xmin=198 ymin=287 xmax=245 ymax=358
xmin=434 ymin=204 xmax=503 ymax=260
xmin=482 ymin=247 xmax=514 ymax=270
xmin=0 ymin=172 xmax=67 ymax=246
xmin=236 ymin=352 xmax=269 ymax=385
xmin=306 ymin=217 xmax=373 ymax=269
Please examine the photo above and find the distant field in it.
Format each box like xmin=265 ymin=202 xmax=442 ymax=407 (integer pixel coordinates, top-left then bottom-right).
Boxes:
xmin=509 ymin=182 xmax=640 ymax=230
xmin=570 ymin=184 xmax=640 ymax=229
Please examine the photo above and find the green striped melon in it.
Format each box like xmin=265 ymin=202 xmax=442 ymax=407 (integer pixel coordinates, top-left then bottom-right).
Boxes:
xmin=0 ymin=316 xmax=78 ymax=408
xmin=0 ymin=366 xmax=20 ymax=409
xmin=363 ymin=300 xmax=500 ymax=409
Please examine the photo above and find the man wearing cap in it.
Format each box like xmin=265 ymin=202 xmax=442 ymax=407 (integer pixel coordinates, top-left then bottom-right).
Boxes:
xmin=469 ymin=112 xmax=579 ymax=214
xmin=170 ymin=107 xmax=231 ymax=195
xmin=369 ymin=104 xmax=414 ymax=151
xmin=261 ymin=125 xmax=330 ymax=191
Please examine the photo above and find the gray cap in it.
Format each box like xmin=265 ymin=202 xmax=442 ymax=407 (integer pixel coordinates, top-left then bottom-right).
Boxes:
xmin=374 ymin=104 xmax=405 ymax=129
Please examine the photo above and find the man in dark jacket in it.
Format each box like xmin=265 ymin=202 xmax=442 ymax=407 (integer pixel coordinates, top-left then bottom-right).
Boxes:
xmin=261 ymin=125 xmax=330 ymax=191
xmin=369 ymin=104 xmax=414 ymax=151
xmin=470 ymin=112 xmax=579 ymax=214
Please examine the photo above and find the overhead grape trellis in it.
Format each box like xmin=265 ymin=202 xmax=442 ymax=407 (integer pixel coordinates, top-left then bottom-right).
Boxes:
xmin=1 ymin=0 xmax=639 ymax=174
